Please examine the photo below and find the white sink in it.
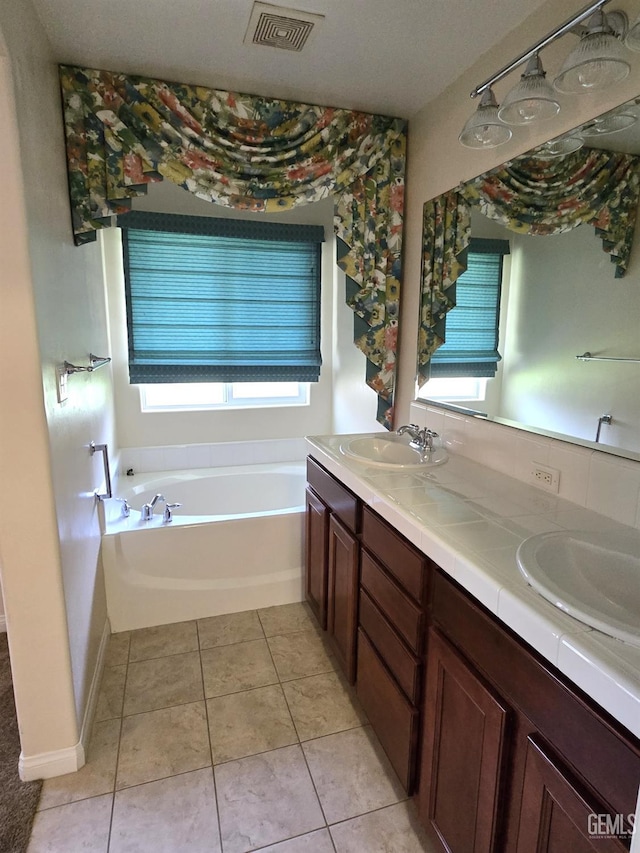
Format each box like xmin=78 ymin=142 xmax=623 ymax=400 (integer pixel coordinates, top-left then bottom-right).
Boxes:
xmin=339 ymin=434 xmax=448 ymax=469
xmin=516 ymin=529 xmax=640 ymax=646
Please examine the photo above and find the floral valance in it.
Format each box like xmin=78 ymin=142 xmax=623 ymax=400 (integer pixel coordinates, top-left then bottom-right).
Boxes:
xmin=417 ymin=147 xmax=640 ymax=385
xmin=461 ymin=147 xmax=640 ymax=278
xmin=417 ymin=191 xmax=470 ymax=387
xmin=59 ymin=65 xmax=407 ymax=427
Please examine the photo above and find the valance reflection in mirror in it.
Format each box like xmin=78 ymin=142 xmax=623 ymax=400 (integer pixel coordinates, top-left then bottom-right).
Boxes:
xmin=417 ymin=93 xmax=640 ymax=459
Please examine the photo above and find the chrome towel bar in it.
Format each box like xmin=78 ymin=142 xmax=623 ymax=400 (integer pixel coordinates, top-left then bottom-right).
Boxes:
xmin=576 ymin=352 xmax=640 ymax=363
xmin=90 ymin=441 xmax=112 ymax=501
xmin=63 ymin=353 xmax=111 ymax=374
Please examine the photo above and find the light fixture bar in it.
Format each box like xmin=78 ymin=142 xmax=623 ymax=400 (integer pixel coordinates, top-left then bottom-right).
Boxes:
xmin=470 ymin=0 xmax=612 ymax=98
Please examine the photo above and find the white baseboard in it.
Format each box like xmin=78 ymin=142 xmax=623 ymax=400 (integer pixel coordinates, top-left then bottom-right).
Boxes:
xmin=79 ymin=617 xmax=111 ymax=756
xmin=18 ymin=618 xmax=111 ymax=781
xmin=19 ymin=741 xmax=85 ymax=781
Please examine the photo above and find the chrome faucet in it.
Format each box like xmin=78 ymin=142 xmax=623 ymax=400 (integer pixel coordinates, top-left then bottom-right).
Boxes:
xmin=396 ymin=424 xmax=439 ymax=452
xmin=141 ymin=493 xmax=165 ymax=521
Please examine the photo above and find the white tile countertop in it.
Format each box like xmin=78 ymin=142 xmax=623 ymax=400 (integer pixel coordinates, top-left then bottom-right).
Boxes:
xmin=306 ymin=433 xmax=640 ymax=742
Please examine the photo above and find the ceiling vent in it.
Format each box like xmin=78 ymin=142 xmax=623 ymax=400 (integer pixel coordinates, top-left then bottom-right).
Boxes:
xmin=244 ymin=2 xmax=324 ymax=52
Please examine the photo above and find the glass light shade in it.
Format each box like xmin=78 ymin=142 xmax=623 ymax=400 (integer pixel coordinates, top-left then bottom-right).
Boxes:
xmin=583 ymin=110 xmax=637 ymax=135
xmin=625 ymin=16 xmax=640 ymax=51
xmin=533 ymin=134 xmax=583 ymax=158
xmin=554 ymin=29 xmax=630 ymax=93
xmin=498 ymin=56 xmax=561 ymax=125
xmin=459 ymin=89 xmax=512 ymax=149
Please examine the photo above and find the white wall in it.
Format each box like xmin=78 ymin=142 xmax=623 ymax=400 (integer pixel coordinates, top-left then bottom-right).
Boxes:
xmin=397 ymin=0 xmax=640 ymax=434
xmin=498 ymin=217 xmax=640 ymax=452
xmin=0 ymin=0 xmax=114 ymax=772
xmin=105 ymin=180 xmax=381 ymax=452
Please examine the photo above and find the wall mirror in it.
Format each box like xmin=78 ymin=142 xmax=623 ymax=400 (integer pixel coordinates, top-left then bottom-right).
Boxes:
xmin=417 ymin=92 xmax=640 ymax=460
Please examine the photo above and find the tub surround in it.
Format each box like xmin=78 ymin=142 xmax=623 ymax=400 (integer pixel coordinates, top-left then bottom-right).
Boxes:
xmin=305 ymin=433 xmax=640 ymax=742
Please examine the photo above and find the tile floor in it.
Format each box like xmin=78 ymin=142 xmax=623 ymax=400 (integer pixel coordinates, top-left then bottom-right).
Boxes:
xmin=27 ymin=602 xmax=435 ymax=853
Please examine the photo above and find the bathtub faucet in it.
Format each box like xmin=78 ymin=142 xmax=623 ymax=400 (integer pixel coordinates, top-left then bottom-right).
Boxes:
xmin=141 ymin=493 xmax=165 ymax=521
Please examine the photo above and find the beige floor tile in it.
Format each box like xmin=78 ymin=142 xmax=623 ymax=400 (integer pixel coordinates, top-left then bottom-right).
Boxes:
xmin=258 ymin=602 xmax=315 ymax=637
xmin=254 ymin=829 xmax=335 ymax=852
xmin=123 ymin=650 xmax=203 ymax=715
xmin=116 ymin=701 xmax=211 ymax=790
xmin=283 ymin=672 xmax=367 ymax=741
xmin=27 ymin=793 xmax=112 ymax=852
xmin=110 ymin=768 xmax=221 ymax=853
xmin=330 ymin=801 xmax=436 ymax=852
xmin=215 ymin=745 xmax=325 ymax=853
xmin=302 ymin=726 xmax=405 ymax=824
xmin=37 ymin=719 xmax=120 ymax=810
xmin=94 ymin=664 xmax=126 ymax=721
xmin=105 ymin=632 xmax=130 ymax=667
xmin=129 ymin=620 xmax=198 ymax=662
xmin=207 ymin=684 xmax=297 ymax=764
xmin=201 ymin=639 xmax=278 ymax=698
xmin=198 ymin=610 xmax=264 ymax=649
xmin=267 ymin=632 xmax=336 ymax=681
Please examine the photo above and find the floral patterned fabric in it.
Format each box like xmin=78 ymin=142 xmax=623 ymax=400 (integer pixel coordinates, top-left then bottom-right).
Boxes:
xmin=461 ymin=148 xmax=640 ymax=278
xmin=417 ymin=191 xmax=470 ymax=387
xmin=59 ymin=65 xmax=407 ymax=427
xmin=418 ymin=147 xmax=640 ymax=384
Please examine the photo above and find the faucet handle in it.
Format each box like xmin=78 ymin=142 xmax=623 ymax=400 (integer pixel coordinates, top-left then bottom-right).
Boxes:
xmin=116 ymin=498 xmax=131 ymax=518
xmin=163 ymin=503 xmax=182 ymax=523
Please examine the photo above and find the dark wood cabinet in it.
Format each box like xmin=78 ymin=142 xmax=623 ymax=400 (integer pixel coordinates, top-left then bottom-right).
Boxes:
xmin=305 ymin=487 xmax=329 ymax=629
xmin=327 ymin=514 xmax=359 ymax=682
xmin=305 ymin=457 xmax=361 ymax=683
xmin=515 ymin=736 xmax=629 ymax=853
xmin=305 ymin=457 xmax=640 ymax=852
xmin=417 ymin=628 xmax=509 ymax=853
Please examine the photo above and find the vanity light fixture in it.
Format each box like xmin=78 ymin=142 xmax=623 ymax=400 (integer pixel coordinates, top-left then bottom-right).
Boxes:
xmin=582 ymin=104 xmax=638 ymax=135
xmin=498 ymin=54 xmax=561 ymax=126
xmin=554 ymin=8 xmax=630 ymax=93
xmin=626 ymin=13 xmax=640 ymax=50
xmin=531 ymin=132 xmax=584 ymax=158
xmin=458 ymin=88 xmax=513 ymax=149
xmin=460 ymin=0 xmax=632 ymax=150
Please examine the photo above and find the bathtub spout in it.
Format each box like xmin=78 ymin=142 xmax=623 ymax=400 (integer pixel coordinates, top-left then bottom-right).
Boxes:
xmin=141 ymin=493 xmax=165 ymax=521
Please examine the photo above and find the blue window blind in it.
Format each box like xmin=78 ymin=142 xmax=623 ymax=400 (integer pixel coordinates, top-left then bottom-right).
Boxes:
xmin=118 ymin=211 xmax=324 ymax=384
xmin=430 ymin=238 xmax=509 ymax=379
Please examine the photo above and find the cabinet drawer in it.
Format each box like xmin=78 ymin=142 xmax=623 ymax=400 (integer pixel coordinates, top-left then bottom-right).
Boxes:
xmin=361 ymin=550 xmax=423 ymax=653
xmin=356 ymin=629 xmax=419 ymax=793
xmin=359 ymin=589 xmax=421 ymax=704
xmin=307 ymin=457 xmax=360 ymax=533
xmin=362 ymin=506 xmax=426 ymax=603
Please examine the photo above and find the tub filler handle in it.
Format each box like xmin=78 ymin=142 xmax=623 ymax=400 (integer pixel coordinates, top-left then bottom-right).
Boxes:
xmin=163 ymin=503 xmax=182 ymax=523
xmin=89 ymin=441 xmax=112 ymax=501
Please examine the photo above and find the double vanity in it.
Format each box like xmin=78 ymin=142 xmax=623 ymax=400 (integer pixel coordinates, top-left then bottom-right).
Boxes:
xmin=305 ymin=431 xmax=640 ymax=852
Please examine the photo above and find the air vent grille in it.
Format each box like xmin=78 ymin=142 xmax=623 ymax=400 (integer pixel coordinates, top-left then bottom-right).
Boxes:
xmin=245 ymin=3 xmax=324 ymax=52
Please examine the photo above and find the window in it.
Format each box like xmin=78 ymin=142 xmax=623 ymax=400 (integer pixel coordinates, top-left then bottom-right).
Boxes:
xmin=119 ymin=211 xmax=324 ymax=385
xmin=140 ymin=382 xmax=308 ymax=411
xmin=429 ymin=238 xmax=509 ymax=379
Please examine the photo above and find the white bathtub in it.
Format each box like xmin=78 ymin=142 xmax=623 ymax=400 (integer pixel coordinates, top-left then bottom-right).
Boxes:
xmin=101 ymin=462 xmax=306 ymax=631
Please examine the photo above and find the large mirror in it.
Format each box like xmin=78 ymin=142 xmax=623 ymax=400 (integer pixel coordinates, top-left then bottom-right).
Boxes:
xmin=418 ymin=93 xmax=640 ymax=460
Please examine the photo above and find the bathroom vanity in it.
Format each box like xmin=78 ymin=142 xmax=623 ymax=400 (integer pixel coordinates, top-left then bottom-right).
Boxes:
xmin=305 ymin=434 xmax=640 ymax=853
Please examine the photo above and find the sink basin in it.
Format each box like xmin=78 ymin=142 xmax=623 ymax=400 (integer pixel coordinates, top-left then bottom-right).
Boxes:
xmin=339 ymin=435 xmax=448 ymax=469
xmin=516 ymin=529 xmax=640 ymax=646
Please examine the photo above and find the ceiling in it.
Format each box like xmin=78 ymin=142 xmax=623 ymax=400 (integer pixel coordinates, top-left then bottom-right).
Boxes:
xmin=30 ymin=0 xmax=551 ymax=117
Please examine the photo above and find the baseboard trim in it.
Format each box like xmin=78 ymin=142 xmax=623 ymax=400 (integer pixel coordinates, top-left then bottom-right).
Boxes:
xmin=79 ymin=617 xmax=111 ymax=757
xmin=19 ymin=741 xmax=84 ymax=781
xmin=18 ymin=618 xmax=111 ymax=781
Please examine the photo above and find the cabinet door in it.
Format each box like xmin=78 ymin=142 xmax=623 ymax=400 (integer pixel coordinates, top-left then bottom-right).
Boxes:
xmin=305 ymin=487 xmax=329 ymax=629
xmin=327 ymin=514 xmax=359 ymax=683
xmin=516 ymin=736 xmax=630 ymax=853
xmin=416 ymin=629 xmax=509 ymax=853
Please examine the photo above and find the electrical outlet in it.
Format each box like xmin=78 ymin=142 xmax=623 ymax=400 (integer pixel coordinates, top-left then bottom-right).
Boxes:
xmin=530 ymin=463 xmax=560 ymax=493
